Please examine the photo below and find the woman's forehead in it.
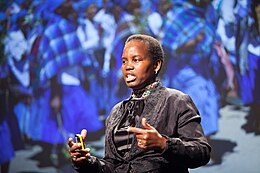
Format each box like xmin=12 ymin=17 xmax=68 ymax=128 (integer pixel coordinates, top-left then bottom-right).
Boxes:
xmin=125 ymin=39 xmax=148 ymax=48
xmin=124 ymin=40 xmax=148 ymax=53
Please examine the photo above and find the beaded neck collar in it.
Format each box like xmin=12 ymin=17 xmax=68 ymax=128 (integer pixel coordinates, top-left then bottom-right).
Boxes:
xmin=131 ymin=81 xmax=158 ymax=100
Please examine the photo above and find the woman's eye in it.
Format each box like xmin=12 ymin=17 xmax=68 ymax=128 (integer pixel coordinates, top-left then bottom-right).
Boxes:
xmin=133 ymin=58 xmax=140 ymax=63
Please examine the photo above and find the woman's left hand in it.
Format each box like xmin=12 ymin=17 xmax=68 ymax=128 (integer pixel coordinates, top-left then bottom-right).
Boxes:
xmin=127 ymin=118 xmax=167 ymax=151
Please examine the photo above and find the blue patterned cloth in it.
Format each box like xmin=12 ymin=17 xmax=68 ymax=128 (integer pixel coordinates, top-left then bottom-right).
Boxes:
xmin=38 ymin=19 xmax=90 ymax=84
xmin=161 ymin=1 xmax=215 ymax=66
xmin=112 ymin=12 xmax=139 ymax=70
xmin=160 ymin=1 xmax=219 ymax=136
xmin=110 ymin=11 xmax=139 ymax=101
xmin=34 ymin=18 xmax=103 ymax=144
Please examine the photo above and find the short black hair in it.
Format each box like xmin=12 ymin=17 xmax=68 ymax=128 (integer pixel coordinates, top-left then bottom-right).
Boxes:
xmin=125 ymin=34 xmax=165 ymax=63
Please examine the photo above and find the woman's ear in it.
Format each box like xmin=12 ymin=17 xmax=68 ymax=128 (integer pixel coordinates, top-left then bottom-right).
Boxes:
xmin=154 ymin=59 xmax=162 ymax=74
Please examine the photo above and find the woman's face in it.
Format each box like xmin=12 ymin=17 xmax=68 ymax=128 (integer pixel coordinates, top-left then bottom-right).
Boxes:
xmin=121 ymin=40 xmax=159 ymax=90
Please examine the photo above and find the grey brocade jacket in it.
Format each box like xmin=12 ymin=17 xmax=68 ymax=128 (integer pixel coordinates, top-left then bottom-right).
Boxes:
xmin=74 ymin=82 xmax=211 ymax=173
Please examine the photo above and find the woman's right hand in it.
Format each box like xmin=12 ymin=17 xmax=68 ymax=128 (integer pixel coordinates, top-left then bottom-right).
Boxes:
xmin=67 ymin=129 xmax=91 ymax=166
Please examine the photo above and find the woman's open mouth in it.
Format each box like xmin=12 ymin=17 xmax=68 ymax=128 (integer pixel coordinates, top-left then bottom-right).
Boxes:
xmin=125 ymin=74 xmax=136 ymax=82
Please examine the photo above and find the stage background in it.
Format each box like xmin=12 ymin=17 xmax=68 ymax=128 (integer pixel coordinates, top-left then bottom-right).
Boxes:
xmin=0 ymin=0 xmax=259 ymax=172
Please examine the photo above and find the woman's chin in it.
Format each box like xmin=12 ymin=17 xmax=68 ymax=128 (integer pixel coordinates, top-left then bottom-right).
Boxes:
xmin=126 ymin=82 xmax=138 ymax=89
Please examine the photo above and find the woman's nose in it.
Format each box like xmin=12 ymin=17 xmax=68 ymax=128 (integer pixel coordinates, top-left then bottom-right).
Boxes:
xmin=125 ymin=61 xmax=134 ymax=70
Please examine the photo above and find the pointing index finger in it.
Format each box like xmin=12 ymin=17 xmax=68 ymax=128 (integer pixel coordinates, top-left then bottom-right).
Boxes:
xmin=127 ymin=126 xmax=146 ymax=134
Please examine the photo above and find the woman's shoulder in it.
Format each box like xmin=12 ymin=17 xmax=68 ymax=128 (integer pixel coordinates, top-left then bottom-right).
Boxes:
xmin=161 ymin=87 xmax=192 ymax=103
xmin=106 ymin=102 xmax=123 ymax=126
xmin=152 ymin=82 xmax=189 ymax=101
xmin=109 ymin=101 xmax=123 ymax=115
xmin=165 ymin=87 xmax=185 ymax=95
xmin=159 ymin=86 xmax=187 ymax=97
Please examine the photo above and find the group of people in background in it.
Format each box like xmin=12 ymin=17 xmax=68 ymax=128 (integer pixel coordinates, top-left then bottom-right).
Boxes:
xmin=0 ymin=0 xmax=259 ymax=172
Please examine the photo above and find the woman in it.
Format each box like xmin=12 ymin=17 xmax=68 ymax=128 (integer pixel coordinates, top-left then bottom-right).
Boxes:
xmin=68 ymin=34 xmax=211 ymax=173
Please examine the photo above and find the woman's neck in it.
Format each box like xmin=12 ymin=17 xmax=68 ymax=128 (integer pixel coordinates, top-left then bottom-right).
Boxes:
xmin=131 ymin=81 xmax=158 ymax=100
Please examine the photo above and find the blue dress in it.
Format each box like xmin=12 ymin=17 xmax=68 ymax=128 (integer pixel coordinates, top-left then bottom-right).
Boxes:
xmin=30 ymin=85 xmax=103 ymax=144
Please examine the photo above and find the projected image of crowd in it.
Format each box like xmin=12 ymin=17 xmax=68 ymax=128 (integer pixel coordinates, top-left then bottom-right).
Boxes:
xmin=0 ymin=0 xmax=259 ymax=170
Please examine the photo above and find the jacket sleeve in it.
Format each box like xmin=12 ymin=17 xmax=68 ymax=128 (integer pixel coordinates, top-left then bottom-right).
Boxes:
xmin=72 ymin=156 xmax=115 ymax=173
xmin=162 ymin=93 xmax=211 ymax=168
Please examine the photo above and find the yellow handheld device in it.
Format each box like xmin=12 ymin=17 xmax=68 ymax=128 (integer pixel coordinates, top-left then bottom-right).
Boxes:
xmin=75 ymin=134 xmax=86 ymax=149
